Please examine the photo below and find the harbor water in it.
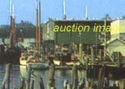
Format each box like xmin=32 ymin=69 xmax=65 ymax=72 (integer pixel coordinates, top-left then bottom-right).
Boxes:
xmin=0 ymin=64 xmax=80 ymax=89
xmin=20 ymin=64 xmax=74 ymax=89
xmin=0 ymin=65 xmax=20 ymax=89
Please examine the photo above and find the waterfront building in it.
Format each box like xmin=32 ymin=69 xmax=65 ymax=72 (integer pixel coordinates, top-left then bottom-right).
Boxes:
xmin=111 ymin=19 xmax=125 ymax=40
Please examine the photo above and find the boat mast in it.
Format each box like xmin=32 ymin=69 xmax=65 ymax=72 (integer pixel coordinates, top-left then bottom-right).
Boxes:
xmin=36 ymin=0 xmax=41 ymax=52
xmin=85 ymin=6 xmax=88 ymax=20
xmin=63 ymin=0 xmax=66 ymax=19
xmin=10 ymin=0 xmax=15 ymax=48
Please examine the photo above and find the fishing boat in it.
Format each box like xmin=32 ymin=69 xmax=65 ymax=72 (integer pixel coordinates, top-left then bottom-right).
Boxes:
xmin=53 ymin=59 xmax=80 ymax=65
xmin=19 ymin=0 xmax=48 ymax=71
xmin=51 ymin=47 xmax=80 ymax=65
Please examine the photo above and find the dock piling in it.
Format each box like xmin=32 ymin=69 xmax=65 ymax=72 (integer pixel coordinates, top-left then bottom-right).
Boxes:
xmin=40 ymin=78 xmax=44 ymax=89
xmin=63 ymin=80 xmax=70 ymax=89
xmin=19 ymin=77 xmax=25 ymax=89
xmin=72 ymin=65 xmax=78 ymax=89
xmin=30 ymin=79 xmax=34 ymax=89
xmin=47 ymin=64 xmax=55 ymax=89
xmin=26 ymin=64 xmax=31 ymax=89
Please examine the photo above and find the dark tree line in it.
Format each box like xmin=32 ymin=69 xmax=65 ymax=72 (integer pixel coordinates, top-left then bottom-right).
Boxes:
xmin=0 ymin=21 xmax=38 ymax=38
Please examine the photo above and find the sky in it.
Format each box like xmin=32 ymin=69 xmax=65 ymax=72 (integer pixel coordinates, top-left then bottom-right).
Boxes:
xmin=0 ymin=0 xmax=125 ymax=25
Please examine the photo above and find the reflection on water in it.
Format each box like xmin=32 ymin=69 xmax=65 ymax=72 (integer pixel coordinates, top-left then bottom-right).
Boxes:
xmin=55 ymin=70 xmax=72 ymax=89
xmin=31 ymin=69 xmax=73 ymax=89
xmin=0 ymin=65 xmax=20 ymax=89
xmin=0 ymin=65 xmax=76 ymax=89
xmin=1 ymin=64 xmax=123 ymax=89
xmin=0 ymin=65 xmax=4 ymax=85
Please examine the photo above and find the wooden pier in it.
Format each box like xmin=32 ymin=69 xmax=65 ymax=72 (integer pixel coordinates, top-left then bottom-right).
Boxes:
xmin=26 ymin=61 xmax=125 ymax=70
